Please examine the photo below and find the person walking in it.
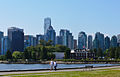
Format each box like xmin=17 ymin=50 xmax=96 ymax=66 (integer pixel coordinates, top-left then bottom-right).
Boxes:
xmin=54 ymin=61 xmax=57 ymax=71
xmin=50 ymin=59 xmax=54 ymax=71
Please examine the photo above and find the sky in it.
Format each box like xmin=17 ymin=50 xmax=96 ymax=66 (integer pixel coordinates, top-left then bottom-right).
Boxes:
xmin=0 ymin=0 xmax=120 ymax=39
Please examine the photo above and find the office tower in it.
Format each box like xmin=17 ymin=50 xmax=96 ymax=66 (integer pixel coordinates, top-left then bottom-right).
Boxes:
xmin=24 ymin=35 xmax=36 ymax=48
xmin=78 ymin=31 xmax=87 ymax=50
xmin=36 ymin=34 xmax=44 ymax=45
xmin=117 ymin=34 xmax=120 ymax=46
xmin=73 ymin=39 xmax=77 ymax=49
xmin=104 ymin=36 xmax=110 ymax=50
xmin=60 ymin=29 xmax=73 ymax=49
xmin=68 ymin=33 xmax=74 ymax=49
xmin=56 ymin=36 xmax=63 ymax=45
xmin=93 ymin=32 xmax=104 ymax=51
xmin=88 ymin=35 xmax=92 ymax=49
xmin=110 ymin=35 xmax=117 ymax=47
xmin=0 ymin=31 xmax=3 ymax=54
xmin=46 ymin=26 xmax=56 ymax=45
xmin=8 ymin=27 xmax=24 ymax=52
xmin=1 ymin=36 xmax=9 ymax=55
xmin=44 ymin=17 xmax=51 ymax=35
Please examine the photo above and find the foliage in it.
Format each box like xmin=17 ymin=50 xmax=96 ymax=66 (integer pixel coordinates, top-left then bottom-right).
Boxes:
xmin=12 ymin=51 xmax=23 ymax=59
xmin=0 ymin=55 xmax=6 ymax=60
xmin=5 ymin=50 xmax=12 ymax=60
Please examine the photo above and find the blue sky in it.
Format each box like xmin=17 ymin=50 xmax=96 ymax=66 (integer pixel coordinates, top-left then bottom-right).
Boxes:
xmin=0 ymin=0 xmax=120 ymax=39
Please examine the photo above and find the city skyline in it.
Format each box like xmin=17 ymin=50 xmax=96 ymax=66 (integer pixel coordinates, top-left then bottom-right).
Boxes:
xmin=0 ymin=0 xmax=120 ymax=39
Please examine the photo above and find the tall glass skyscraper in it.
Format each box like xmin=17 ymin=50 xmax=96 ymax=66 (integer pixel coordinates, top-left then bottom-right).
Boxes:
xmin=60 ymin=29 xmax=73 ymax=49
xmin=24 ymin=35 xmax=36 ymax=48
xmin=1 ymin=36 xmax=9 ymax=55
xmin=78 ymin=31 xmax=87 ymax=49
xmin=8 ymin=27 xmax=24 ymax=52
xmin=93 ymin=32 xmax=104 ymax=51
xmin=88 ymin=35 xmax=92 ymax=49
xmin=110 ymin=35 xmax=117 ymax=47
xmin=117 ymin=34 xmax=120 ymax=46
xmin=105 ymin=36 xmax=110 ymax=50
xmin=44 ymin=17 xmax=51 ymax=35
xmin=46 ymin=26 xmax=56 ymax=45
xmin=0 ymin=31 xmax=4 ymax=55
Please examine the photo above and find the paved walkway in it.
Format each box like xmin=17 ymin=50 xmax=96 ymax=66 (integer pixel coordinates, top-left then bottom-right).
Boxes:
xmin=0 ymin=66 xmax=120 ymax=76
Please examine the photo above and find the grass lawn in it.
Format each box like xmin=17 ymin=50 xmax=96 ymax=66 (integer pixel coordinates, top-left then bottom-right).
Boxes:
xmin=2 ymin=68 xmax=120 ymax=77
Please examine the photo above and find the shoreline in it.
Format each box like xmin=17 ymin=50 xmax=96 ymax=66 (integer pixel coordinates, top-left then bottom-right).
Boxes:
xmin=0 ymin=61 xmax=120 ymax=64
xmin=0 ymin=65 xmax=120 ymax=75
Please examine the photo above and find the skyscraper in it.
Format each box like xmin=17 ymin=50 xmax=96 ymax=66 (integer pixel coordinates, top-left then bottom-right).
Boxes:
xmin=78 ymin=31 xmax=87 ymax=50
xmin=60 ymin=29 xmax=73 ymax=49
xmin=93 ymin=32 xmax=104 ymax=51
xmin=8 ymin=27 xmax=24 ymax=52
xmin=46 ymin=26 xmax=56 ymax=45
xmin=73 ymin=39 xmax=77 ymax=49
xmin=88 ymin=35 xmax=92 ymax=49
xmin=1 ymin=36 xmax=9 ymax=55
xmin=117 ymin=34 xmax=120 ymax=46
xmin=56 ymin=36 xmax=63 ymax=45
xmin=104 ymin=36 xmax=110 ymax=50
xmin=110 ymin=35 xmax=117 ymax=47
xmin=36 ymin=34 xmax=44 ymax=45
xmin=0 ymin=31 xmax=4 ymax=55
xmin=24 ymin=35 xmax=36 ymax=48
xmin=44 ymin=17 xmax=51 ymax=35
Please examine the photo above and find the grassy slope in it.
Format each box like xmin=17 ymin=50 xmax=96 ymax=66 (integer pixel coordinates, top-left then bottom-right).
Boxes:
xmin=3 ymin=68 xmax=120 ymax=77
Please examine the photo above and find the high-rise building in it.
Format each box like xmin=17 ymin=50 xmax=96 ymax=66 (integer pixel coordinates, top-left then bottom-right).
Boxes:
xmin=8 ymin=27 xmax=24 ymax=52
xmin=78 ymin=31 xmax=87 ymax=50
xmin=56 ymin=36 xmax=63 ymax=45
xmin=44 ymin=17 xmax=51 ymax=35
xmin=24 ymin=35 xmax=36 ymax=48
xmin=93 ymin=32 xmax=104 ymax=51
xmin=88 ymin=35 xmax=92 ymax=49
xmin=1 ymin=36 xmax=9 ymax=55
xmin=73 ymin=39 xmax=77 ymax=49
xmin=60 ymin=29 xmax=73 ymax=49
xmin=117 ymin=34 xmax=120 ymax=46
xmin=36 ymin=34 xmax=44 ymax=45
xmin=104 ymin=36 xmax=110 ymax=50
xmin=0 ymin=31 xmax=3 ymax=55
xmin=68 ymin=33 xmax=74 ymax=49
xmin=46 ymin=26 xmax=56 ymax=45
xmin=110 ymin=35 xmax=117 ymax=47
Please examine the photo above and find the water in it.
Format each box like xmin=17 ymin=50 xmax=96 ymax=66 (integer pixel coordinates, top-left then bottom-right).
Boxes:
xmin=0 ymin=64 xmax=119 ymax=71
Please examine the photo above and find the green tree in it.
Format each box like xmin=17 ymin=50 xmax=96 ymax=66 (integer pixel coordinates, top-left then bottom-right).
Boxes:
xmin=97 ymin=48 xmax=103 ymax=58
xmin=0 ymin=55 xmax=6 ymax=60
xmin=5 ymin=50 xmax=12 ymax=60
xmin=12 ymin=51 xmax=23 ymax=59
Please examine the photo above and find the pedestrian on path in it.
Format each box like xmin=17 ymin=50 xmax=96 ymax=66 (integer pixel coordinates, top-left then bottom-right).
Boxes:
xmin=54 ymin=61 xmax=57 ymax=71
xmin=50 ymin=58 xmax=54 ymax=71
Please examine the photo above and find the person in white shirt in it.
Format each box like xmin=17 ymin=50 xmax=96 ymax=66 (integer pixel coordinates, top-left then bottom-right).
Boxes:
xmin=50 ymin=59 xmax=54 ymax=71
xmin=54 ymin=61 xmax=57 ymax=71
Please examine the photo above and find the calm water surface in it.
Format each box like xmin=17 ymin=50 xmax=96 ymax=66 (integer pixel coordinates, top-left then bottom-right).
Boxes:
xmin=0 ymin=64 xmax=119 ymax=71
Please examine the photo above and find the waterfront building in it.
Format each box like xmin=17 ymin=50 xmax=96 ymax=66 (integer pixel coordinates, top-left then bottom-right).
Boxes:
xmin=104 ymin=36 xmax=110 ymax=50
xmin=93 ymin=32 xmax=104 ymax=51
xmin=1 ymin=36 xmax=9 ymax=55
xmin=110 ymin=35 xmax=117 ymax=47
xmin=88 ymin=35 xmax=92 ymax=49
xmin=70 ymin=49 xmax=95 ymax=59
xmin=8 ymin=27 xmax=24 ymax=52
xmin=0 ymin=31 xmax=3 ymax=55
xmin=68 ymin=33 xmax=74 ymax=49
xmin=78 ymin=31 xmax=87 ymax=50
xmin=24 ymin=35 xmax=36 ymax=48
